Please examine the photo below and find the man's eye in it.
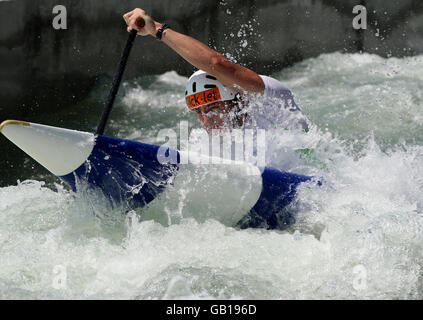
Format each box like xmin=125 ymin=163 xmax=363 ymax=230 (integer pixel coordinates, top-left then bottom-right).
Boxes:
xmin=206 ymin=105 xmax=218 ymax=113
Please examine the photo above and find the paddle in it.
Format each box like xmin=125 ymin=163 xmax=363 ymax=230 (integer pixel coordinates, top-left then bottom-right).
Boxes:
xmin=96 ymin=18 xmax=145 ymax=135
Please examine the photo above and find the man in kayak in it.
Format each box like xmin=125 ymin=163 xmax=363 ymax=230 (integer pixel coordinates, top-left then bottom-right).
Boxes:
xmin=123 ymin=8 xmax=309 ymax=132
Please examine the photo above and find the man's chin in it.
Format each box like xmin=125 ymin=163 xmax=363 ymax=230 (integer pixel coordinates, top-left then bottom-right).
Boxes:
xmin=202 ymin=120 xmax=240 ymax=132
xmin=203 ymin=125 xmax=221 ymax=132
xmin=202 ymin=122 xmax=223 ymax=131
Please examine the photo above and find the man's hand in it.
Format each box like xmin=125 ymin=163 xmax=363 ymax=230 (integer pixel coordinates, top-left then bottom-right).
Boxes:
xmin=123 ymin=8 xmax=160 ymax=37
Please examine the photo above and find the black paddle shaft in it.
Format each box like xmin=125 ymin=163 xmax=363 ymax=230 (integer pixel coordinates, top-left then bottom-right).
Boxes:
xmin=96 ymin=29 xmax=138 ymax=135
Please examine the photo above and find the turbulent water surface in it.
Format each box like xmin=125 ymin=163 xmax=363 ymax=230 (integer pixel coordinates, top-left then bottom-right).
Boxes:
xmin=1 ymin=52 xmax=422 ymax=299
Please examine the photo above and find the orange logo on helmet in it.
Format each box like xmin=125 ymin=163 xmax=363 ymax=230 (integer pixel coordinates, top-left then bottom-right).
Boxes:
xmin=186 ymin=88 xmax=222 ymax=110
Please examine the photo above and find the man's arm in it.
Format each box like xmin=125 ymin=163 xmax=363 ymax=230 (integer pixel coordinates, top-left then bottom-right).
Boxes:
xmin=123 ymin=8 xmax=265 ymax=94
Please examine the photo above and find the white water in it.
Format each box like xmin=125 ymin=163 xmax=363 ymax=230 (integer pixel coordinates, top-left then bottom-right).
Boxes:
xmin=1 ymin=53 xmax=422 ymax=299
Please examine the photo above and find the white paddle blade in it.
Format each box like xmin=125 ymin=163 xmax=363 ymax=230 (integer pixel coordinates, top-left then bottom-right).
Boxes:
xmin=0 ymin=120 xmax=95 ymax=176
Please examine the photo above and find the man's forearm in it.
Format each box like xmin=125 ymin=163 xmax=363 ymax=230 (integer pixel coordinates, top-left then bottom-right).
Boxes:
xmin=160 ymin=27 xmax=218 ymax=74
xmin=160 ymin=27 xmax=264 ymax=93
xmin=159 ymin=26 xmax=244 ymax=90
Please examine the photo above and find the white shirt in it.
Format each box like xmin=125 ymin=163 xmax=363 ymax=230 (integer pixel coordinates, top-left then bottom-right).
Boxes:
xmin=242 ymin=75 xmax=309 ymax=131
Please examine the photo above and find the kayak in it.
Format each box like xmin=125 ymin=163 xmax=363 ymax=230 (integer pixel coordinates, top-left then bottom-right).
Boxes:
xmin=0 ymin=120 xmax=317 ymax=229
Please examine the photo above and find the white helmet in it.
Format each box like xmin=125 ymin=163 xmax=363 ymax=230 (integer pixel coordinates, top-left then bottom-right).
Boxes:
xmin=185 ymin=70 xmax=238 ymax=110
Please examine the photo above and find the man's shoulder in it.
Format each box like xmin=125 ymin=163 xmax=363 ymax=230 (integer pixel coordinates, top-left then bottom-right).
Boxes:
xmin=258 ymin=75 xmax=292 ymax=97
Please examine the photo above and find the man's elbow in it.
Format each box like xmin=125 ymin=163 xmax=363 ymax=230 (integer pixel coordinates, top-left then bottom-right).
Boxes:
xmin=208 ymin=55 xmax=235 ymax=75
xmin=208 ymin=55 xmax=223 ymax=71
xmin=209 ymin=55 xmax=219 ymax=66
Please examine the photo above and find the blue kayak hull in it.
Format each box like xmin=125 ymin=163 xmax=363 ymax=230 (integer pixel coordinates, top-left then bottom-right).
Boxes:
xmin=61 ymin=135 xmax=313 ymax=229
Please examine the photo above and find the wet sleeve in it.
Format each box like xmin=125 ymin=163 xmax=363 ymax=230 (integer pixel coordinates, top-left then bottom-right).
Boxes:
xmin=259 ymin=75 xmax=301 ymax=112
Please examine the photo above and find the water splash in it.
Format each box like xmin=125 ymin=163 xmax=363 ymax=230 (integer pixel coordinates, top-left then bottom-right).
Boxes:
xmin=1 ymin=53 xmax=422 ymax=299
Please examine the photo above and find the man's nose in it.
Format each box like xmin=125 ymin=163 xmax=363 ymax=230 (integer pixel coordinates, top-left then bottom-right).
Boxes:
xmin=202 ymin=115 xmax=212 ymax=126
xmin=200 ymin=112 xmax=210 ymax=121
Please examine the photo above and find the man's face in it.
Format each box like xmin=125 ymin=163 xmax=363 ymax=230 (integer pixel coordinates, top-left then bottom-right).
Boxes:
xmin=193 ymin=100 xmax=243 ymax=131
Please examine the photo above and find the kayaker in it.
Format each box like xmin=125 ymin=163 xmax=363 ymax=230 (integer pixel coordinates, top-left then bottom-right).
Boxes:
xmin=123 ymin=8 xmax=309 ymax=132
